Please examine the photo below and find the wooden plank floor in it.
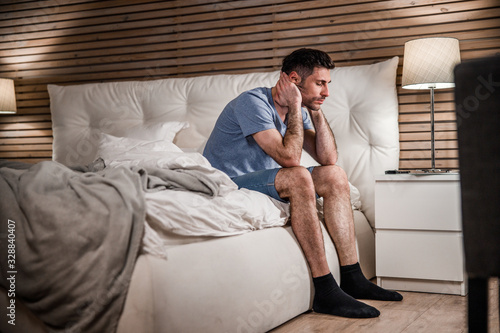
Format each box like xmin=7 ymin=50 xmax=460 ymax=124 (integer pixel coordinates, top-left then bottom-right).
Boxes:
xmin=270 ymin=278 xmax=499 ymax=333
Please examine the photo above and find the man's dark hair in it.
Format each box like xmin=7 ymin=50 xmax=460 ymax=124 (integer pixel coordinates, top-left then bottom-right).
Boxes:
xmin=281 ymin=48 xmax=335 ymax=80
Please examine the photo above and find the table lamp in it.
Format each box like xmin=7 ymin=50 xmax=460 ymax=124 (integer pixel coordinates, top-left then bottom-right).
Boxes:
xmin=0 ymin=78 xmax=17 ymax=114
xmin=402 ymin=37 xmax=461 ymax=172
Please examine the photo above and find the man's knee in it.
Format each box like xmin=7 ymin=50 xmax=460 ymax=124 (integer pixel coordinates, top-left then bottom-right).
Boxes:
xmin=313 ymin=165 xmax=349 ymax=196
xmin=276 ymin=166 xmax=316 ymax=198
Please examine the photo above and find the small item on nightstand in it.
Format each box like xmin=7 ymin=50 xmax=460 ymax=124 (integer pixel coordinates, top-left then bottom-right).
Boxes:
xmin=411 ymin=169 xmax=460 ymax=175
xmin=385 ymin=170 xmax=410 ymax=174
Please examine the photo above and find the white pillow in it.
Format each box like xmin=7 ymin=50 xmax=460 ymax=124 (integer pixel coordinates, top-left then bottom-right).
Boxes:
xmin=113 ymin=121 xmax=189 ymax=143
xmin=173 ymin=123 xmax=208 ymax=151
xmin=97 ymin=133 xmax=183 ymax=163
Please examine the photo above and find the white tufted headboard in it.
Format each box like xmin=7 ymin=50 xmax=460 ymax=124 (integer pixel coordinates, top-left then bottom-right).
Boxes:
xmin=48 ymin=56 xmax=399 ymax=226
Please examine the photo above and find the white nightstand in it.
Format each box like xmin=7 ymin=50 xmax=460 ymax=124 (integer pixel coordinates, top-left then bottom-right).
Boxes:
xmin=374 ymin=174 xmax=467 ymax=296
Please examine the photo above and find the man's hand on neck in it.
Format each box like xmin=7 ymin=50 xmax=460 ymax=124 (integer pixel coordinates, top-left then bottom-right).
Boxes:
xmin=272 ymin=72 xmax=302 ymax=118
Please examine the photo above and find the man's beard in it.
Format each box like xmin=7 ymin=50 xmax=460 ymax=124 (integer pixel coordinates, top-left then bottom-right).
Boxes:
xmin=302 ymin=98 xmax=323 ymax=111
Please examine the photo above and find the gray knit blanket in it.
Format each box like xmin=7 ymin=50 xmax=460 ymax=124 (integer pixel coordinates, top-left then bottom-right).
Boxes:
xmin=0 ymin=158 xmax=219 ymax=332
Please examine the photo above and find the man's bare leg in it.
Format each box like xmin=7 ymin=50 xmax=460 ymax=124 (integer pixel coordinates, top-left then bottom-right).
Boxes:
xmin=275 ymin=166 xmax=329 ymax=277
xmin=275 ymin=166 xmax=380 ymax=318
xmin=312 ymin=165 xmax=403 ymax=302
xmin=311 ymin=165 xmax=358 ymax=266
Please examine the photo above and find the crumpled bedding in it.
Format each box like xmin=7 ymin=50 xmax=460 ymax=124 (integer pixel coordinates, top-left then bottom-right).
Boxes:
xmin=0 ymin=159 xmax=145 ymax=333
xmin=101 ymin=150 xmax=291 ymax=258
xmin=0 ymin=155 xmax=290 ymax=332
xmin=0 ymin=158 xmax=231 ymax=333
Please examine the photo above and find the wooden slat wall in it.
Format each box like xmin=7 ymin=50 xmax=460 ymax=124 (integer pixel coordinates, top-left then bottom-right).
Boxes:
xmin=0 ymin=0 xmax=499 ymax=168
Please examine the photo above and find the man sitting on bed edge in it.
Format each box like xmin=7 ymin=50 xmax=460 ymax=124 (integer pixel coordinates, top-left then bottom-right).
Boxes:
xmin=203 ymin=48 xmax=402 ymax=318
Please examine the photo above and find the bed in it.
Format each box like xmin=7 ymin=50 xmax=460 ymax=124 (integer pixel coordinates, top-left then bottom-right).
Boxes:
xmin=0 ymin=56 xmax=399 ymax=333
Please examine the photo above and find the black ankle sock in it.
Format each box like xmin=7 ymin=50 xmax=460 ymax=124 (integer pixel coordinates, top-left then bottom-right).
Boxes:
xmin=312 ymin=273 xmax=380 ymax=318
xmin=340 ymin=263 xmax=403 ymax=301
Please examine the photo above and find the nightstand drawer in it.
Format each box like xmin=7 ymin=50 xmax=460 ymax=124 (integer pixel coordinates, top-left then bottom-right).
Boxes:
xmin=375 ymin=177 xmax=461 ymax=231
xmin=376 ymin=229 xmax=465 ymax=282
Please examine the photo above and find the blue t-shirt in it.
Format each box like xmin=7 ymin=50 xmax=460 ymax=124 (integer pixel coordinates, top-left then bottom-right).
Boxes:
xmin=203 ymin=87 xmax=314 ymax=178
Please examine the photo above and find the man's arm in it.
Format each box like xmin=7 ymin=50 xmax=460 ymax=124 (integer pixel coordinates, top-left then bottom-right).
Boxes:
xmin=303 ymin=110 xmax=338 ymax=166
xmin=253 ymin=72 xmax=304 ymax=167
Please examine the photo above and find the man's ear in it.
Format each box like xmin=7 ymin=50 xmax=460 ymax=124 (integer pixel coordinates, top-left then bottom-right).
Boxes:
xmin=288 ymin=71 xmax=302 ymax=85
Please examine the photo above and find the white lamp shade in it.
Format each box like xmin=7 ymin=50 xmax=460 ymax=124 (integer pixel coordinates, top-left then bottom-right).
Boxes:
xmin=0 ymin=78 xmax=17 ymax=113
xmin=402 ymin=37 xmax=461 ymax=90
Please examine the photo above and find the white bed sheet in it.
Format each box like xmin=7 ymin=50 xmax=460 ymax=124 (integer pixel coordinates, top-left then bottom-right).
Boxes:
xmin=98 ymin=137 xmax=362 ymax=259
xmin=99 ymin=147 xmax=290 ymax=257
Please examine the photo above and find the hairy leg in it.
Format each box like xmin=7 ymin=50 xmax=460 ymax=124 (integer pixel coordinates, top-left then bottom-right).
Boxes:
xmin=312 ymin=165 xmax=358 ymax=266
xmin=275 ymin=166 xmax=330 ymax=278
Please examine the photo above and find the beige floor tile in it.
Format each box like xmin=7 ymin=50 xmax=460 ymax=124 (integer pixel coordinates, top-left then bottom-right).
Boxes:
xmin=401 ymin=295 xmax=466 ymax=333
xmin=270 ymin=312 xmax=354 ymax=333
